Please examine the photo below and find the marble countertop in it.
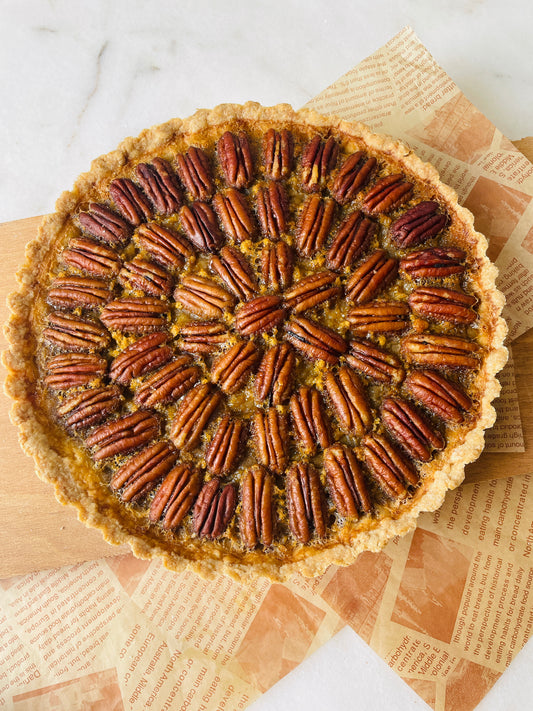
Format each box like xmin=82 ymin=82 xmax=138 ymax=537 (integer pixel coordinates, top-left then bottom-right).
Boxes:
xmin=2 ymin=1 xmax=533 ymax=709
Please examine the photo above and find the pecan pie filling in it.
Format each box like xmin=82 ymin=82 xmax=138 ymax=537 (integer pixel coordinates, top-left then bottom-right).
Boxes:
xmin=5 ymin=103 xmax=507 ymax=580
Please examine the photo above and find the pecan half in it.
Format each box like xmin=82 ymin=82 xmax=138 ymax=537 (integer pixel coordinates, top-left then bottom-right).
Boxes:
xmin=210 ymin=245 xmax=258 ymax=301
xmin=332 ymin=151 xmax=377 ymax=204
xmin=296 ymin=196 xmax=335 ymax=257
xmin=290 ymin=387 xmax=332 ymax=454
xmin=149 ymin=463 xmax=203 ymax=529
xmin=47 ymin=276 xmax=111 ymax=310
xmin=57 ymin=385 xmax=122 ymax=431
xmin=109 ymin=178 xmax=152 ymax=225
xmin=263 ymin=128 xmax=294 ymax=180
xmin=345 ymin=250 xmax=398 ymax=304
xmin=61 ymin=237 xmax=121 ymax=277
xmin=175 ymin=146 xmax=214 ymax=201
xmin=135 ymin=222 xmax=195 ymax=271
xmin=399 ymin=247 xmax=466 ymax=278
xmin=174 ymin=275 xmax=235 ymax=319
xmin=135 ymin=356 xmax=199 ymax=408
xmin=45 ymin=352 xmax=107 ymax=390
xmin=109 ymin=332 xmax=172 ymax=384
xmin=177 ymin=321 xmax=228 ymax=355
xmin=213 ymin=188 xmax=256 ymax=243
xmin=401 ymin=333 xmax=481 ymax=369
xmin=43 ymin=313 xmax=110 ymax=352
xmin=260 ymin=240 xmax=294 ymax=291
xmin=390 ymin=201 xmax=448 ymax=247
xmin=119 ymin=256 xmax=173 ymax=297
xmin=255 ymin=343 xmax=295 ymax=406
xmin=211 ymin=341 xmax=259 ymax=394
xmin=179 ymin=201 xmax=225 ymax=252
xmin=253 ymin=407 xmax=288 ymax=474
xmin=170 ymin=383 xmax=222 ymax=450
xmin=300 ymin=135 xmax=339 ymax=192
xmin=324 ymin=444 xmax=372 ymax=517
xmin=205 ymin=414 xmax=247 ymax=476
xmin=362 ymin=173 xmax=413 ymax=215
xmin=346 ymin=301 xmax=410 ymax=334
xmin=345 ymin=339 xmax=404 ymax=384
xmin=135 ymin=158 xmax=182 ymax=214
xmin=234 ymin=295 xmax=286 ymax=335
xmin=382 ymin=396 xmax=445 ymax=461
xmin=240 ymin=466 xmax=274 ymax=548
xmin=404 ymin=369 xmax=472 ymax=424
xmin=111 ymin=440 xmax=177 ymax=503
xmin=284 ymin=316 xmax=347 ymax=364
xmin=217 ymin=131 xmax=254 ymax=189
xmin=256 ymin=182 xmax=289 ymax=240
xmin=78 ymin=203 xmax=130 ymax=245
xmin=326 ymin=211 xmax=376 ymax=271
xmin=283 ymin=271 xmax=341 ymax=313
xmin=323 ymin=366 xmax=372 ymax=436
xmin=99 ymin=297 xmax=170 ymax=333
xmin=85 ymin=410 xmax=159 ymax=461
xmin=193 ymin=478 xmax=237 ymax=539
xmin=408 ymin=287 xmax=477 ymax=324
xmin=362 ymin=433 xmax=419 ymax=500
xmin=286 ymin=463 xmax=326 ymax=543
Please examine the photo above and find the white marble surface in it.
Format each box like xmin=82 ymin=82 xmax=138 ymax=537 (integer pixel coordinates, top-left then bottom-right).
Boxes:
xmin=2 ymin=1 xmax=533 ymax=709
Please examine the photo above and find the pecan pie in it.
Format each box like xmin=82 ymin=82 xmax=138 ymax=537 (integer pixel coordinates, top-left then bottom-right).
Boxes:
xmin=4 ymin=103 xmax=507 ymax=580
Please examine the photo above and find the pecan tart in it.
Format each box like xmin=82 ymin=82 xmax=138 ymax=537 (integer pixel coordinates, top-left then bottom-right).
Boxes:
xmin=4 ymin=103 xmax=507 ymax=580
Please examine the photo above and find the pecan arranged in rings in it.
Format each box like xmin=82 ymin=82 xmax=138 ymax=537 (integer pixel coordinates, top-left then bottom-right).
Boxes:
xmin=135 ymin=158 xmax=183 ymax=215
xmin=323 ymin=366 xmax=372 ymax=436
xmin=363 ymin=433 xmax=419 ymax=499
xmin=111 ymin=440 xmax=178 ymax=503
xmin=47 ymin=276 xmax=111 ymax=310
xmin=234 ymin=295 xmax=286 ymax=335
xmin=86 ymin=410 xmax=159 ymax=461
xmin=332 ymin=151 xmax=377 ymax=204
xmin=263 ymin=128 xmax=294 ymax=180
xmin=210 ymin=245 xmax=258 ymax=301
xmin=253 ymin=407 xmax=289 ymax=474
xmin=404 ymin=369 xmax=472 ymax=424
xmin=205 ymin=414 xmax=247 ymax=476
xmin=213 ymin=188 xmax=256 ymax=243
xmin=45 ymin=352 xmax=107 ymax=390
xmin=109 ymin=332 xmax=172 ymax=384
xmin=345 ymin=339 xmax=404 ymax=384
xmin=401 ymin=333 xmax=481 ymax=369
xmin=217 ymin=131 xmax=254 ymax=188
xmin=57 ymin=385 xmax=122 ymax=431
xmin=290 ymin=386 xmax=332 ymax=454
xmin=324 ymin=444 xmax=372 ymax=517
xmin=135 ymin=222 xmax=195 ymax=270
xmin=390 ymin=201 xmax=448 ymax=247
xmin=135 ymin=356 xmax=199 ymax=408
xmin=327 ymin=211 xmax=376 ymax=271
xmin=109 ymin=177 xmax=152 ymax=225
xmin=399 ymin=247 xmax=466 ymax=278
xmin=284 ymin=316 xmax=347 ymax=364
xmin=283 ymin=271 xmax=341 ymax=313
xmin=177 ymin=321 xmax=228 ymax=355
xmin=175 ymin=145 xmax=214 ymax=201
xmin=346 ymin=301 xmax=410 ymax=334
xmin=61 ymin=237 xmax=121 ymax=277
xmin=174 ymin=275 xmax=235 ymax=319
xmin=100 ymin=297 xmax=170 ymax=333
xmin=179 ymin=201 xmax=225 ymax=252
xmin=193 ymin=478 xmax=237 ymax=539
xmin=362 ymin=174 xmax=413 ymax=215
xmin=119 ymin=256 xmax=174 ymax=297
xmin=260 ymin=240 xmax=294 ymax=291
xmin=382 ymin=396 xmax=445 ymax=461
xmin=286 ymin=463 xmax=326 ymax=543
xmin=345 ymin=250 xmax=398 ymax=304
xmin=43 ymin=313 xmax=110 ymax=352
xmin=300 ymin=135 xmax=339 ymax=192
xmin=170 ymin=383 xmax=222 ymax=450
xmin=149 ymin=463 xmax=203 ymax=529
xmin=255 ymin=343 xmax=295 ymax=405
xmin=211 ymin=340 xmax=259 ymax=394
xmin=296 ymin=196 xmax=335 ymax=257
xmin=78 ymin=203 xmax=130 ymax=245
xmin=240 ymin=466 xmax=274 ymax=548
xmin=408 ymin=287 xmax=477 ymax=324
xmin=256 ymin=182 xmax=289 ymax=240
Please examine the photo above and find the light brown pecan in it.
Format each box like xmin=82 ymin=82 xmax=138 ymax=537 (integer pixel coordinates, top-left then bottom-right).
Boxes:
xmin=332 ymin=151 xmax=377 ymax=204
xmin=217 ymin=131 xmax=254 ymax=188
xmin=346 ymin=301 xmax=410 ymax=334
xmin=240 ymin=466 xmax=274 ymax=548
xmin=362 ymin=433 xmax=419 ymax=500
xmin=362 ymin=173 xmax=413 ymax=215
xmin=179 ymin=201 xmax=225 ymax=252
xmin=45 ymin=352 xmax=107 ymax=390
xmin=256 ymin=182 xmax=289 ymax=240
xmin=345 ymin=339 xmax=404 ymax=384
xmin=118 ymin=257 xmax=173 ymax=297
xmin=283 ymin=271 xmax=341 ymax=313
xmin=296 ymin=196 xmax=336 ymax=257
xmin=135 ymin=356 xmax=199 ymax=408
xmin=135 ymin=158 xmax=183 ymax=215
xmin=345 ymin=250 xmax=398 ymax=304
xmin=286 ymin=463 xmax=326 ymax=543
xmin=234 ymin=295 xmax=286 ymax=335
xmin=78 ymin=203 xmax=130 ymax=245
xmin=61 ymin=237 xmax=121 ymax=277
xmin=47 ymin=276 xmax=111 ymax=310
xmin=177 ymin=321 xmax=229 ymax=355
xmin=175 ymin=146 xmax=215 ymax=201
xmin=390 ymin=201 xmax=448 ymax=247
xmin=324 ymin=444 xmax=372 ymax=517
xmin=99 ymin=297 xmax=170 ymax=333
xmin=401 ymin=333 xmax=481 ymax=369
xmin=255 ymin=343 xmax=295 ymax=406
xmin=85 ymin=410 xmax=159 ymax=461
xmin=382 ymin=396 xmax=445 ymax=461
xmin=323 ymin=366 xmax=372 ymax=436
xmin=404 ymin=369 xmax=472 ymax=424
xmin=260 ymin=240 xmax=294 ymax=291
xmin=43 ymin=313 xmax=110 ymax=352
xmin=213 ymin=188 xmax=256 ymax=243
xmin=57 ymin=385 xmax=122 ymax=431
xmin=149 ymin=463 xmax=203 ymax=529
xmin=135 ymin=222 xmax=195 ymax=271
xmin=300 ymin=135 xmax=339 ymax=192
xmin=399 ymin=247 xmax=466 ymax=278
xmin=211 ymin=341 xmax=259 ymax=394
xmin=193 ymin=478 xmax=237 ymax=539
xmin=326 ymin=211 xmax=376 ymax=271
xmin=205 ymin=414 xmax=247 ymax=476
xmin=210 ymin=245 xmax=258 ymax=301
xmin=109 ymin=332 xmax=172 ymax=384
xmin=284 ymin=316 xmax=347 ymax=364
xmin=408 ymin=287 xmax=478 ymax=324
xmin=263 ymin=128 xmax=294 ymax=180
xmin=170 ymin=383 xmax=222 ymax=450
xmin=174 ymin=275 xmax=235 ymax=319
xmin=111 ymin=440 xmax=178 ymax=503
xmin=290 ymin=387 xmax=332 ymax=455
xmin=109 ymin=178 xmax=152 ymax=225
xmin=253 ymin=407 xmax=289 ymax=474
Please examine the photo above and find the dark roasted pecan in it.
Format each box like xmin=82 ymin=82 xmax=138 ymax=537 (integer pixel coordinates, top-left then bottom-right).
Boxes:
xmin=109 ymin=332 xmax=172 ymax=384
xmin=135 ymin=222 xmax=195 ymax=270
xmin=177 ymin=321 xmax=228 ymax=355
xmin=109 ymin=178 xmax=152 ymax=225
xmin=332 ymin=151 xmax=377 ymax=204
xmin=362 ymin=433 xmax=419 ymax=500
xmin=45 ymin=352 xmax=107 ymax=390
xmin=290 ymin=386 xmax=332 ymax=454
xmin=85 ymin=410 xmax=159 ymax=461
xmin=217 ymin=131 xmax=254 ymax=188
xmin=234 ymin=295 xmax=286 ymax=335
xmin=253 ymin=407 xmax=289 ymax=474
xmin=174 ymin=275 xmax=235 ymax=319
xmin=213 ymin=188 xmax=256 ymax=243
xmin=286 ymin=463 xmax=326 ymax=543
xmin=399 ymin=247 xmax=466 ymax=278
xmin=240 ymin=466 xmax=274 ymax=547
xmin=284 ymin=316 xmax=347 ymax=364
xmin=111 ymin=440 xmax=177 ymax=503
xmin=99 ymin=297 xmax=170 ymax=333
xmin=256 ymin=182 xmax=289 ymax=240
xmin=170 ymin=383 xmax=222 ymax=450
xmin=78 ymin=203 xmax=130 ymax=245
xmin=205 ymin=414 xmax=247 ymax=475
xmin=263 ymin=128 xmax=294 ymax=180
xmin=346 ymin=301 xmax=410 ymax=333
xmin=47 ymin=276 xmax=111 ymax=310
xmin=61 ymin=237 xmax=121 ymax=277
xmin=135 ymin=158 xmax=182 ymax=215
xmin=175 ymin=146 xmax=215 ymax=201
xmin=296 ymin=196 xmax=335 ymax=257
xmin=300 ymin=135 xmax=339 ymax=192
xmin=57 ymin=385 xmax=122 ymax=431
xmin=381 ymin=396 xmax=445 ymax=461
xmin=211 ymin=341 xmax=259 ymax=394
xmin=362 ymin=173 xmax=413 ymax=215
xmin=326 ymin=211 xmax=376 ymax=271
xmin=193 ymin=478 xmax=237 ymax=539
xmin=323 ymin=366 xmax=372 ymax=436
xmin=324 ymin=444 xmax=372 ymax=517
xmin=401 ymin=333 xmax=481 ymax=369
xmin=255 ymin=343 xmax=295 ymax=405
xmin=390 ymin=201 xmax=448 ymax=247
xmin=179 ymin=201 xmax=225 ymax=252
xmin=408 ymin=287 xmax=477 ymax=324
xmin=149 ymin=463 xmax=203 ymax=529
xmin=135 ymin=356 xmax=199 ymax=407
xmin=260 ymin=240 xmax=294 ymax=291
xmin=283 ymin=271 xmax=341 ymax=313
xmin=43 ymin=313 xmax=110 ymax=352
xmin=210 ymin=245 xmax=258 ymax=301
xmin=404 ymin=369 xmax=472 ymax=424
xmin=345 ymin=339 xmax=404 ymax=384
xmin=119 ymin=256 xmax=173 ymax=297
xmin=345 ymin=250 xmax=398 ymax=304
